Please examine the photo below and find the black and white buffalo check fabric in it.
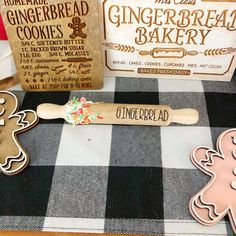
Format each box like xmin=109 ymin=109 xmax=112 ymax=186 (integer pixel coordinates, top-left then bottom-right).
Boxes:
xmin=1 ymin=75 xmax=236 ymax=235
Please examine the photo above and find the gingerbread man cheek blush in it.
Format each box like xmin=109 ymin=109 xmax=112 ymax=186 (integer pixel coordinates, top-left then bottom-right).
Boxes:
xmin=189 ymin=128 xmax=236 ymax=234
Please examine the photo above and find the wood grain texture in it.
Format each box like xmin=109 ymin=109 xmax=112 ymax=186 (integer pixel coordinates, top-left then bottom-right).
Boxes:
xmin=37 ymin=102 xmax=199 ymax=126
xmin=0 ymin=0 xmax=104 ymax=91
xmin=0 ymin=76 xmax=19 ymax=90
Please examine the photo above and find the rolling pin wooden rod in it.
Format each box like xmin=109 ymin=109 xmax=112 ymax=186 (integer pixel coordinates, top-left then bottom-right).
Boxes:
xmin=37 ymin=98 xmax=199 ymax=126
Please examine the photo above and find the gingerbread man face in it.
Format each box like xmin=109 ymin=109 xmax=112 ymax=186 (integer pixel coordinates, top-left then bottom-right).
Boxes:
xmin=189 ymin=129 xmax=236 ymax=233
xmin=0 ymin=91 xmax=38 ymax=175
xmin=68 ymin=16 xmax=87 ymax=39
xmin=72 ymin=16 xmax=81 ymax=24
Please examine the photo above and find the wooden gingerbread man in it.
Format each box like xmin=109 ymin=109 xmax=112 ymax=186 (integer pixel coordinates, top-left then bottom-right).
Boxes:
xmin=189 ymin=129 xmax=236 ymax=233
xmin=68 ymin=17 xmax=87 ymax=39
xmin=0 ymin=91 xmax=38 ymax=175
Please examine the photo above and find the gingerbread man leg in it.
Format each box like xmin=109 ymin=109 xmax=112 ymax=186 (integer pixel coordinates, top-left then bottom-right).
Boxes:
xmin=69 ymin=33 xmax=77 ymax=39
xmin=229 ymin=208 xmax=236 ymax=234
xmin=77 ymin=31 xmax=87 ymax=39
xmin=190 ymin=183 xmax=229 ymax=226
xmin=1 ymin=150 xmax=28 ymax=175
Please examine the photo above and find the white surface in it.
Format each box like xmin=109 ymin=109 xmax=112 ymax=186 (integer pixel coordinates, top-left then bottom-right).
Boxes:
xmin=158 ymin=79 xmax=204 ymax=92
xmin=56 ymin=124 xmax=112 ymax=166
xmin=161 ymin=126 xmax=213 ymax=169
xmin=7 ymin=83 xmax=22 ymax=90
xmin=164 ymin=220 xmax=228 ymax=235
xmin=0 ymin=40 xmax=16 ymax=80
xmin=43 ymin=217 xmax=104 ymax=233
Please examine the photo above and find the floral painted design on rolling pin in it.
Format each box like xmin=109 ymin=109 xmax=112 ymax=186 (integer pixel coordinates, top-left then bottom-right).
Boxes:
xmin=65 ymin=97 xmax=103 ymax=125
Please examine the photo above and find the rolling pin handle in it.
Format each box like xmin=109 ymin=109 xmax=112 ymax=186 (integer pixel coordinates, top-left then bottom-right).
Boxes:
xmin=171 ymin=109 xmax=199 ymax=125
xmin=37 ymin=104 xmax=66 ymax=120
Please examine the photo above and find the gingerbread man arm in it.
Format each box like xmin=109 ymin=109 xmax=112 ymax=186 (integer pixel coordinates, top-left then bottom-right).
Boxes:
xmin=80 ymin=23 xmax=86 ymax=28
xmin=191 ymin=146 xmax=224 ymax=175
xmin=68 ymin=23 xmax=76 ymax=29
xmin=11 ymin=110 xmax=38 ymax=132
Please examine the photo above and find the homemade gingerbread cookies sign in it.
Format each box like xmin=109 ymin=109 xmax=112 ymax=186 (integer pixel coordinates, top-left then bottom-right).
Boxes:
xmin=189 ymin=129 xmax=236 ymax=233
xmin=0 ymin=0 xmax=103 ymax=91
xmin=0 ymin=91 xmax=38 ymax=175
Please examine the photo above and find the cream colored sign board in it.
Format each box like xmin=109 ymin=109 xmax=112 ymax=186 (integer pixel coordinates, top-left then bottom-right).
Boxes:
xmin=1 ymin=0 xmax=103 ymax=91
xmin=101 ymin=0 xmax=236 ymax=81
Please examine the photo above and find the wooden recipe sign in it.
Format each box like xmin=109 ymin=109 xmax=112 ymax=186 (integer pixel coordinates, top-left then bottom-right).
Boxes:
xmin=0 ymin=0 xmax=103 ymax=91
xmin=101 ymin=0 xmax=236 ymax=81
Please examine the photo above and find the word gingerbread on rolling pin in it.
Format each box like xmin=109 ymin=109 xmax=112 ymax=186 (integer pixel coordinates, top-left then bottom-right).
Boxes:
xmin=37 ymin=97 xmax=199 ymax=126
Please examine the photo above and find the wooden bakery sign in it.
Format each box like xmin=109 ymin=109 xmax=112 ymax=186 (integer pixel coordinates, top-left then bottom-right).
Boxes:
xmin=0 ymin=0 xmax=103 ymax=91
xmin=101 ymin=0 xmax=236 ymax=81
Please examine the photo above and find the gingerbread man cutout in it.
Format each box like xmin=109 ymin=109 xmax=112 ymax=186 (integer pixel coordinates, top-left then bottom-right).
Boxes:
xmin=189 ymin=129 xmax=236 ymax=233
xmin=0 ymin=91 xmax=38 ymax=175
xmin=68 ymin=17 xmax=87 ymax=39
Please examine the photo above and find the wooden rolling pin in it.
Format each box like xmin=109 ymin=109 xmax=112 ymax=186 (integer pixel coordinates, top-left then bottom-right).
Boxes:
xmin=37 ymin=97 xmax=199 ymax=126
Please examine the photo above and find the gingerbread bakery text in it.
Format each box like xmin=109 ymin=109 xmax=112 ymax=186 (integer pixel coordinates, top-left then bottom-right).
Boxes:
xmin=3 ymin=0 xmax=89 ymax=40
xmin=108 ymin=2 xmax=236 ymax=46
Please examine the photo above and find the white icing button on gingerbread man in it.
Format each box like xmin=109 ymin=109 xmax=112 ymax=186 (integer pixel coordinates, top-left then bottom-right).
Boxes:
xmin=231 ymin=181 xmax=236 ymax=190
xmin=231 ymin=169 xmax=236 ymax=190
xmin=0 ymin=98 xmax=5 ymax=125
xmin=232 ymin=136 xmax=236 ymax=145
xmin=0 ymin=98 xmax=5 ymax=104
xmin=234 ymin=168 xmax=236 ymax=175
xmin=0 ymin=119 xmax=4 ymax=126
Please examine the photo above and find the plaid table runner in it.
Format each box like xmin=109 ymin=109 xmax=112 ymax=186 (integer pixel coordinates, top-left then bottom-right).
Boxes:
xmin=1 ymin=75 xmax=236 ymax=235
